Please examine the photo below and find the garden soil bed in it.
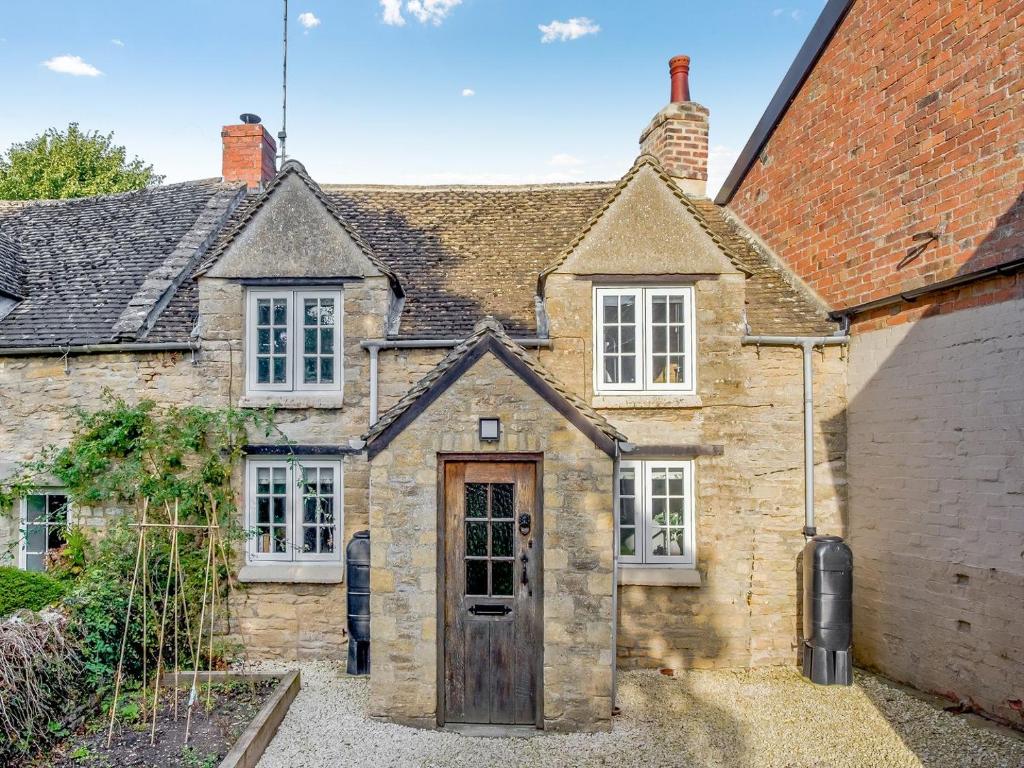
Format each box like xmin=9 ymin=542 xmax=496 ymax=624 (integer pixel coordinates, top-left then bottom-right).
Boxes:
xmin=43 ymin=679 xmax=276 ymax=768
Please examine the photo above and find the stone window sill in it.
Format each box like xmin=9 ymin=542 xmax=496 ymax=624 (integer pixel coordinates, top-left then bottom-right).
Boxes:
xmin=238 ymin=393 xmax=345 ymax=410
xmin=238 ymin=563 xmax=344 ymax=584
xmin=618 ymin=566 xmax=702 ymax=587
xmin=592 ymin=394 xmax=702 ymax=410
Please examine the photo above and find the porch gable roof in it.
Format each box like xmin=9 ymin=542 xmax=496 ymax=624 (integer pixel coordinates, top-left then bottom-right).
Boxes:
xmin=363 ymin=317 xmax=628 ymax=459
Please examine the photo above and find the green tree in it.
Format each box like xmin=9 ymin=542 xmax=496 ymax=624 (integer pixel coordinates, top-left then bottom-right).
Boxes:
xmin=0 ymin=123 xmax=162 ymax=200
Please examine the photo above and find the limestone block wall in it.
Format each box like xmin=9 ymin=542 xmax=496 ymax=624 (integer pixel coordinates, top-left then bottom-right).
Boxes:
xmin=847 ymin=298 xmax=1024 ymax=726
xmin=541 ymin=272 xmax=848 ymax=670
xmin=197 ymin=275 xmax=390 ymax=659
xmin=0 ymin=275 xmax=392 ymax=661
xmin=0 ymin=351 xmax=201 ymax=563
xmin=367 ymin=353 xmax=614 ymax=732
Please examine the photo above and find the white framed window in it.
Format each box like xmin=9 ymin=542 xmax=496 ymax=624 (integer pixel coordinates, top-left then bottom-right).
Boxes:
xmin=594 ymin=286 xmax=695 ymax=394
xmin=246 ymin=289 xmax=342 ymax=394
xmin=245 ymin=459 xmax=342 ymax=564
xmin=617 ymin=460 xmax=695 ymax=566
xmin=20 ymin=491 xmax=71 ymax=572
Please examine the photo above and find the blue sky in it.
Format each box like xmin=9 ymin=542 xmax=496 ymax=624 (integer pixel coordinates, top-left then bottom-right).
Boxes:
xmin=0 ymin=1 xmax=826 ymax=196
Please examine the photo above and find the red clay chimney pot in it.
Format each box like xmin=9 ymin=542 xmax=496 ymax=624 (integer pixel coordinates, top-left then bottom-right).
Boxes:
xmin=669 ymin=55 xmax=691 ymax=102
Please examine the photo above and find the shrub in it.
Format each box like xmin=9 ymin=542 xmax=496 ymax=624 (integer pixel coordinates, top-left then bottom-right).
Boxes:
xmin=0 ymin=609 xmax=85 ymax=764
xmin=0 ymin=567 xmax=66 ymax=616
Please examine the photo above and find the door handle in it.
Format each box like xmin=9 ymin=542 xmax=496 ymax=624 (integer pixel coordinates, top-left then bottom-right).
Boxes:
xmin=468 ymin=604 xmax=512 ymax=616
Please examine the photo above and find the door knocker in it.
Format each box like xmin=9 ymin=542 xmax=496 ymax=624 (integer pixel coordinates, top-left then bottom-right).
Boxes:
xmin=518 ymin=512 xmax=532 ymax=535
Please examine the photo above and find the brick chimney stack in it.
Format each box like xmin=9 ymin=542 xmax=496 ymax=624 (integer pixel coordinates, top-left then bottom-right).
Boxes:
xmin=222 ymin=114 xmax=277 ymax=190
xmin=639 ymin=56 xmax=709 ymax=196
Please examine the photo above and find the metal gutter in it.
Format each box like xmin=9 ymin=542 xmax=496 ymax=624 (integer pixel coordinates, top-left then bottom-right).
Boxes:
xmin=0 ymin=341 xmax=196 ymax=357
xmin=741 ymin=335 xmax=849 ymax=536
xmin=714 ymin=0 xmax=855 ymax=205
xmin=360 ymin=337 xmax=554 ymax=350
xmin=830 ymin=256 xmax=1024 ymax=320
xmin=362 ymin=337 xmax=554 ymax=426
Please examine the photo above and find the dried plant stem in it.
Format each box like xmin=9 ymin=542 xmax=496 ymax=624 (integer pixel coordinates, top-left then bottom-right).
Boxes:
xmin=184 ymin=514 xmax=215 ymax=745
xmin=206 ymin=502 xmax=217 ymax=711
xmin=149 ymin=500 xmax=179 ymax=744
xmin=106 ymin=499 xmax=147 ymax=749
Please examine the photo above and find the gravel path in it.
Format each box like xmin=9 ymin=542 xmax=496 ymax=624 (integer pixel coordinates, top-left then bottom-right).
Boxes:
xmin=254 ymin=662 xmax=1024 ymax=768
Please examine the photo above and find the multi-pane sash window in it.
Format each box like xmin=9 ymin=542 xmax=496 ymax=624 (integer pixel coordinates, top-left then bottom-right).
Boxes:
xmin=21 ymin=492 xmax=70 ymax=572
xmin=246 ymin=460 xmax=342 ymax=563
xmin=594 ymin=287 xmax=695 ymax=394
xmin=247 ymin=289 xmax=342 ymax=393
xmin=617 ymin=460 xmax=695 ymax=566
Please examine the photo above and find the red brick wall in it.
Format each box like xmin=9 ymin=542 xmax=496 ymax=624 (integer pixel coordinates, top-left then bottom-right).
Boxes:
xmin=728 ymin=0 xmax=1023 ymax=317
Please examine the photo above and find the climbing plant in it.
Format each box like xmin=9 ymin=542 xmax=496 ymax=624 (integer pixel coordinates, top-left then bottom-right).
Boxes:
xmin=0 ymin=392 xmax=288 ymax=685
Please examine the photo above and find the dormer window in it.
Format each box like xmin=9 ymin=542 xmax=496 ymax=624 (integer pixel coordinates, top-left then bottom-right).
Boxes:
xmin=593 ymin=286 xmax=695 ymax=395
xmin=246 ymin=288 xmax=342 ymax=394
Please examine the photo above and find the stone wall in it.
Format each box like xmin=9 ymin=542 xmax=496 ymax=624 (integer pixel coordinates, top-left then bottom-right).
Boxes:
xmin=367 ymin=353 xmax=614 ymax=732
xmin=0 ymin=274 xmax=392 ymax=662
xmin=847 ymin=298 xmax=1024 ymax=726
xmin=0 ymin=351 xmax=201 ymax=562
xmin=542 ymin=257 xmax=847 ymax=671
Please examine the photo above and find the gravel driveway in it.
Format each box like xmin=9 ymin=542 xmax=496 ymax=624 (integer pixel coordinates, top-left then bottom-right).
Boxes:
xmin=255 ymin=662 xmax=1024 ymax=768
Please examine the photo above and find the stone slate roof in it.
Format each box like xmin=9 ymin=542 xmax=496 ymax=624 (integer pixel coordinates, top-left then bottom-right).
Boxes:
xmin=0 ymin=229 xmax=25 ymax=299
xmin=0 ymin=159 xmax=835 ymax=349
xmin=325 ymin=183 xmax=612 ymax=338
xmin=363 ymin=317 xmax=628 ymax=457
xmin=0 ymin=180 xmax=244 ymax=349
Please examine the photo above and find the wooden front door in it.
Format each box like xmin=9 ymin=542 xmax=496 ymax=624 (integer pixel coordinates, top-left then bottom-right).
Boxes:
xmin=442 ymin=461 xmax=541 ymax=726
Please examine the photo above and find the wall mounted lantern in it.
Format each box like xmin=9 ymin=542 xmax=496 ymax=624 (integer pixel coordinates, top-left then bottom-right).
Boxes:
xmin=479 ymin=417 xmax=501 ymax=442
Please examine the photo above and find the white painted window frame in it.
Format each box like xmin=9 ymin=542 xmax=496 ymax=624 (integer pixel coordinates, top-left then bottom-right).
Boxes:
xmin=19 ymin=491 xmax=72 ymax=571
xmin=246 ymin=288 xmax=343 ymax=395
xmin=594 ymin=287 xmax=644 ymax=393
xmin=616 ymin=460 xmax=695 ymax=567
xmin=245 ymin=459 xmax=343 ymax=565
xmin=593 ymin=286 xmax=696 ymax=395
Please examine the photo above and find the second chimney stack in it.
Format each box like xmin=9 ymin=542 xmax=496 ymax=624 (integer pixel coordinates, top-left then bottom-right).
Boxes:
xmin=640 ymin=55 xmax=709 ymax=196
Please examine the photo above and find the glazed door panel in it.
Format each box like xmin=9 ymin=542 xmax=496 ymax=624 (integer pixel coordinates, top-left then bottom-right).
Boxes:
xmin=443 ymin=461 xmax=540 ymax=725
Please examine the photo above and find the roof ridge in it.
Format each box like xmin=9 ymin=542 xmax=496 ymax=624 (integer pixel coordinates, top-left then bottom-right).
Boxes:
xmin=0 ymin=178 xmax=234 ymax=209
xmin=112 ymin=186 xmax=249 ymax=341
xmin=322 ymin=181 xmax=619 ymax=192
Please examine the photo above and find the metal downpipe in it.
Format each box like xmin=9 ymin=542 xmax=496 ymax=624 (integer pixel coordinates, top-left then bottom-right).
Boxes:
xmin=741 ymin=335 xmax=849 ymax=537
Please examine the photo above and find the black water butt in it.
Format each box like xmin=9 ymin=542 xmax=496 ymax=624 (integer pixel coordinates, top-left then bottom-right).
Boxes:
xmin=346 ymin=530 xmax=371 ymax=675
xmin=801 ymin=535 xmax=853 ymax=685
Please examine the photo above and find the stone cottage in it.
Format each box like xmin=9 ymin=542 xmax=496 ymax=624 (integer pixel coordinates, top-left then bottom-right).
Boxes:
xmin=0 ymin=57 xmax=848 ymax=731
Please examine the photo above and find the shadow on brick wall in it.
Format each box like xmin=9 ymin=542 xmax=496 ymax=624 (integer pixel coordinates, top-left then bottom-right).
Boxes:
xmin=843 ymin=188 xmax=1024 ymax=730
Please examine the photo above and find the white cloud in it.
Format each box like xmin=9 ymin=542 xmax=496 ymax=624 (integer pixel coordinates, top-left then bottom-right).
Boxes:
xmin=461 ymin=88 xmax=475 ymax=97
xmin=111 ymin=38 xmax=125 ymax=47
xmin=298 ymin=11 xmax=321 ymax=29
xmin=538 ymin=17 xmax=599 ymax=43
xmin=382 ymin=0 xmax=461 ymax=26
xmin=772 ymin=7 xmax=804 ymax=21
xmin=549 ymin=153 xmax=583 ymax=167
xmin=42 ymin=55 xmax=102 ymax=77
xmin=380 ymin=0 xmax=405 ymax=25
xmin=706 ymin=145 xmax=740 ymax=199
xmin=407 ymin=0 xmax=462 ymax=25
